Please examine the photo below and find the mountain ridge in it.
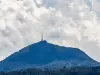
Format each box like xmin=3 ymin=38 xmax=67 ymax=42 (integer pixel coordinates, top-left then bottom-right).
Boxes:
xmin=0 ymin=40 xmax=100 ymax=71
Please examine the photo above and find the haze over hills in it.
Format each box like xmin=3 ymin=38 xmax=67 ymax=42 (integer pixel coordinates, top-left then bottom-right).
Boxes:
xmin=0 ymin=40 xmax=99 ymax=71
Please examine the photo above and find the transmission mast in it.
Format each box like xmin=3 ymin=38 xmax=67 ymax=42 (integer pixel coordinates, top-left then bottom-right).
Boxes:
xmin=41 ymin=33 xmax=43 ymax=41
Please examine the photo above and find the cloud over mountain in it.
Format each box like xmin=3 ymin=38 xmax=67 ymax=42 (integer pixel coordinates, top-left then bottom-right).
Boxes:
xmin=0 ymin=0 xmax=100 ymax=61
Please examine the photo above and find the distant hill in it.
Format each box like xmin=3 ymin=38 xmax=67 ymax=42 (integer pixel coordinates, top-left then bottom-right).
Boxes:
xmin=0 ymin=40 xmax=99 ymax=71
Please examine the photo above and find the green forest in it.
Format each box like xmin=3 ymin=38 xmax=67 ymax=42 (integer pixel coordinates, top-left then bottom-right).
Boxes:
xmin=0 ymin=66 xmax=100 ymax=75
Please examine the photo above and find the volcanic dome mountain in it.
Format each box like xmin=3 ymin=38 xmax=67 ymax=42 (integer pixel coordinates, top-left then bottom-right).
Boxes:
xmin=0 ymin=40 xmax=99 ymax=71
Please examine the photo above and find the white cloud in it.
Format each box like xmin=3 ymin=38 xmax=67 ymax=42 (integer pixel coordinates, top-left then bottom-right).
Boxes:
xmin=0 ymin=19 xmax=6 ymax=30
xmin=91 ymin=0 xmax=100 ymax=12
xmin=0 ymin=0 xmax=100 ymax=62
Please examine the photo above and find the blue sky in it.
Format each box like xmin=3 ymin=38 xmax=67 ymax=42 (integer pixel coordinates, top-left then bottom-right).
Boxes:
xmin=0 ymin=0 xmax=100 ymax=62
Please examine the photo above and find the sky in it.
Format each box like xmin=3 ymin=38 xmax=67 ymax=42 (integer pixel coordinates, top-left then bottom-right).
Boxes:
xmin=0 ymin=0 xmax=100 ymax=62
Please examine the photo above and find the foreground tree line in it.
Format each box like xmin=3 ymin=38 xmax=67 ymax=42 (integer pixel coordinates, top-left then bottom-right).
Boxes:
xmin=0 ymin=66 xmax=100 ymax=75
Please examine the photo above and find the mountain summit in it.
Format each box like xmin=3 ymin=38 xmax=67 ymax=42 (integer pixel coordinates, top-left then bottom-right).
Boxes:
xmin=0 ymin=40 xmax=99 ymax=71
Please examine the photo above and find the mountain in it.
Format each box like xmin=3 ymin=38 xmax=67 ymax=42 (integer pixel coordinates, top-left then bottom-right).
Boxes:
xmin=0 ymin=40 xmax=99 ymax=71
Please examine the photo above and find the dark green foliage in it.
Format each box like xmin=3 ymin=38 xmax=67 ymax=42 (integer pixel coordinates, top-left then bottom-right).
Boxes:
xmin=0 ymin=66 xmax=100 ymax=75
